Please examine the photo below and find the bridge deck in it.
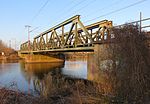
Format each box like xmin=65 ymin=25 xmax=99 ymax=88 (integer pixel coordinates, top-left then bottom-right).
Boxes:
xmin=20 ymin=47 xmax=94 ymax=53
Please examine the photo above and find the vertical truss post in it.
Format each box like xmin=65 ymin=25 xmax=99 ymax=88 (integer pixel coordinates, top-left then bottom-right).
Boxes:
xmin=46 ymin=34 xmax=48 ymax=43
xmin=90 ymin=29 xmax=93 ymax=42
xmin=74 ymin=22 xmax=78 ymax=47
xmin=62 ymin=26 xmax=64 ymax=46
xmin=46 ymin=34 xmax=48 ymax=49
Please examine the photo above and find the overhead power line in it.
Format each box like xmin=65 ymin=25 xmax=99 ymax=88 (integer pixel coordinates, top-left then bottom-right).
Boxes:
xmin=65 ymin=0 xmax=89 ymax=14
xmin=58 ymin=0 xmax=96 ymax=22
xmin=48 ymin=0 xmax=77 ymax=21
xmin=56 ymin=0 xmax=88 ymax=19
xmin=83 ymin=0 xmax=124 ymax=18
xmin=84 ymin=0 xmax=149 ymax=23
xmin=72 ymin=0 xmax=97 ymax=15
xmin=51 ymin=0 xmax=88 ymax=26
xmin=31 ymin=0 xmax=51 ymax=23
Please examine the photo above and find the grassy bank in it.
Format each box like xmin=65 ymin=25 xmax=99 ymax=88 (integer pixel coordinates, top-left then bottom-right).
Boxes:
xmin=0 ymin=88 xmax=43 ymax=104
xmin=0 ymin=80 xmax=112 ymax=104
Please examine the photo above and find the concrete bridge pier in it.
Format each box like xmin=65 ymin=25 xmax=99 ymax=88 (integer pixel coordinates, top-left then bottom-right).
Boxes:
xmin=87 ymin=43 xmax=118 ymax=94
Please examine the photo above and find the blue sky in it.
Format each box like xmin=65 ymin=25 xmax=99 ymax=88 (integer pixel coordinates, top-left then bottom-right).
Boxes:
xmin=0 ymin=0 xmax=150 ymax=49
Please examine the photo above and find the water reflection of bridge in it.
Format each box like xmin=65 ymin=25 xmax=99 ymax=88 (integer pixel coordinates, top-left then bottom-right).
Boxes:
xmin=20 ymin=61 xmax=64 ymax=80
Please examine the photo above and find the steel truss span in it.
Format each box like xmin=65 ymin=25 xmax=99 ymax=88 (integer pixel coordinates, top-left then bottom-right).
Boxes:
xmin=20 ymin=15 xmax=113 ymax=53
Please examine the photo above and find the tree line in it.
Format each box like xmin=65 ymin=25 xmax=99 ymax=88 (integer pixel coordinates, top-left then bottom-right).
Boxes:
xmin=0 ymin=40 xmax=14 ymax=56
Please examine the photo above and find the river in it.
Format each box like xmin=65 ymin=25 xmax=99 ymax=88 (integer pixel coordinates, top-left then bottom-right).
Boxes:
xmin=0 ymin=59 xmax=87 ymax=95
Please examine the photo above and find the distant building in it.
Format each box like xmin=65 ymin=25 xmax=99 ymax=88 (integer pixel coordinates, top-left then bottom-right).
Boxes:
xmin=1 ymin=52 xmax=4 ymax=56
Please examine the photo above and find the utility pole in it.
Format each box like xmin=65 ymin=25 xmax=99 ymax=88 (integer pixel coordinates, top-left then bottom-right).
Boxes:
xmin=140 ymin=12 xmax=142 ymax=33
xmin=25 ymin=25 xmax=31 ymax=51
xmin=9 ymin=40 xmax=11 ymax=48
xmin=14 ymin=39 xmax=16 ymax=50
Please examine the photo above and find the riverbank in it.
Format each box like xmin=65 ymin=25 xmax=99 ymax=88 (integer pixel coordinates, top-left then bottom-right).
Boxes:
xmin=0 ymin=52 xmax=20 ymax=61
xmin=0 ymin=87 xmax=98 ymax=104
xmin=0 ymin=88 xmax=43 ymax=104
xmin=0 ymin=79 xmax=112 ymax=104
xmin=0 ymin=77 xmax=149 ymax=104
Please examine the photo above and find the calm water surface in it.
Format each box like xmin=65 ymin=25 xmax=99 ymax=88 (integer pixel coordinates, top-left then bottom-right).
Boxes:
xmin=0 ymin=59 xmax=87 ymax=94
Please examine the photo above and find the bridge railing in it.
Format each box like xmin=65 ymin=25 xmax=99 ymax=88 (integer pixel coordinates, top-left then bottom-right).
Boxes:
xmin=20 ymin=15 xmax=112 ymax=52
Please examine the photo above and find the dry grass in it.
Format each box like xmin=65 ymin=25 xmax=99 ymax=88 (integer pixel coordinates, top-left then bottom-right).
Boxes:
xmin=110 ymin=25 xmax=150 ymax=103
xmin=0 ymin=88 xmax=45 ymax=104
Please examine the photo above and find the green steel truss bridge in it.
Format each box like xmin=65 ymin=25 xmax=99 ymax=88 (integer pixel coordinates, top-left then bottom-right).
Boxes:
xmin=20 ymin=15 xmax=150 ymax=53
xmin=20 ymin=15 xmax=112 ymax=53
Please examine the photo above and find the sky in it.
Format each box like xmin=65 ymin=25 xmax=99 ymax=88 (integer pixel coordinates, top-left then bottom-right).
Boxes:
xmin=0 ymin=0 xmax=150 ymax=50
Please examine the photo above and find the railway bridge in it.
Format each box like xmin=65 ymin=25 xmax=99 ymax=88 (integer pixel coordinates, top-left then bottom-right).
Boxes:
xmin=19 ymin=15 xmax=113 ymax=63
xmin=19 ymin=15 xmax=150 ymax=63
xmin=20 ymin=15 xmax=112 ymax=53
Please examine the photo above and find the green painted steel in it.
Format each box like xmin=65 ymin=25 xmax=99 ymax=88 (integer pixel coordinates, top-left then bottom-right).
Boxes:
xmin=20 ymin=15 xmax=112 ymax=53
